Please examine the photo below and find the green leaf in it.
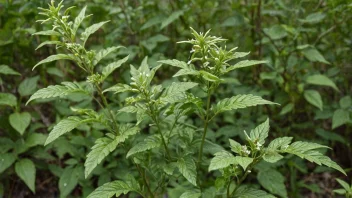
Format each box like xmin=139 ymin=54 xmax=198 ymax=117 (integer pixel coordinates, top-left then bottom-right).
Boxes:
xmin=73 ymin=6 xmax=88 ymax=35
xmin=209 ymin=151 xmax=236 ymax=171
xmin=81 ymin=21 xmax=109 ymax=46
xmin=299 ymin=12 xmax=326 ymax=24
xmin=306 ymin=74 xmax=339 ymax=91
xmin=33 ymin=54 xmax=76 ymax=70
xmin=102 ymin=55 xmax=129 ymax=79
xmin=33 ymin=30 xmax=60 ymax=36
xmin=226 ymin=60 xmax=267 ymax=72
xmin=233 ymin=185 xmax=275 ymax=198
xmin=59 ymin=166 xmax=79 ymax=198
xmin=25 ymin=133 xmax=47 ymax=147
xmin=258 ymin=169 xmax=288 ymax=198
xmin=173 ymin=68 xmax=200 ymax=77
xmin=27 ymin=82 xmax=90 ymax=105
xmin=160 ymin=82 xmax=198 ymax=103
xmin=301 ymin=47 xmax=330 ymax=64
xmin=126 ymin=135 xmax=161 ymax=158
xmin=15 ymin=159 xmax=36 ymax=193
xmin=268 ymin=137 xmax=293 ymax=150
xmin=279 ymin=103 xmax=294 ymax=115
xmin=87 ymin=179 xmax=141 ymax=198
xmin=229 ymin=139 xmax=242 ymax=154
xmin=177 ymin=156 xmax=197 ymax=186
xmin=18 ymin=76 xmax=39 ymax=96
xmin=212 ymin=94 xmax=278 ymax=115
xmin=340 ymin=96 xmax=352 ymax=109
xmin=103 ymin=83 xmax=133 ymax=93
xmin=180 ymin=190 xmax=201 ymax=198
xmin=160 ymin=10 xmax=184 ymax=29
xmin=35 ymin=41 xmax=62 ymax=50
xmin=332 ymin=109 xmax=350 ymax=129
xmin=85 ymin=124 xmax=139 ymax=177
xmin=9 ymin=112 xmax=31 ymax=135
xmin=0 ymin=65 xmax=20 ymax=75
xmin=45 ymin=116 xmax=98 ymax=145
xmin=263 ymin=151 xmax=284 ymax=163
xmin=304 ymin=90 xmax=323 ymax=110
xmin=0 ymin=93 xmax=17 ymax=107
xmin=199 ymin=70 xmax=220 ymax=82
xmin=263 ymin=25 xmax=287 ymax=40
xmin=336 ymin=179 xmax=350 ymax=191
xmin=94 ymin=46 xmax=123 ymax=66
xmin=249 ymin=118 xmax=269 ymax=145
xmin=158 ymin=59 xmax=188 ymax=69
xmin=234 ymin=156 xmax=253 ymax=170
xmin=283 ymin=141 xmax=346 ymax=175
xmin=0 ymin=153 xmax=16 ymax=174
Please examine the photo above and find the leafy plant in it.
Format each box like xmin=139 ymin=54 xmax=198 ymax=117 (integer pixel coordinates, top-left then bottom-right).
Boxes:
xmin=334 ymin=178 xmax=352 ymax=198
xmin=23 ymin=1 xmax=349 ymax=198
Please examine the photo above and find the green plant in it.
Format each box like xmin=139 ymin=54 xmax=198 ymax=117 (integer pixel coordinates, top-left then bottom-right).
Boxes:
xmin=26 ymin=1 xmax=347 ymax=198
xmin=334 ymin=178 xmax=352 ymax=198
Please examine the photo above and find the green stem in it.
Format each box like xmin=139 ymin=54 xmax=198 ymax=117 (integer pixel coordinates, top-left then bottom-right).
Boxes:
xmin=154 ymin=116 xmax=172 ymax=160
xmin=197 ymin=89 xmax=212 ymax=166
xmin=136 ymin=163 xmax=154 ymax=198
xmin=95 ymin=84 xmax=120 ymax=134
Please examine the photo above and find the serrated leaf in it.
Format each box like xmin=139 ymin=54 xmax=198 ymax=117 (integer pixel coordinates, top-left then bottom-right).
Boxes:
xmin=126 ymin=135 xmax=161 ymax=158
xmin=18 ymin=76 xmax=39 ymax=96
xmin=233 ymin=185 xmax=276 ymax=198
xmin=102 ymin=55 xmax=129 ymax=79
xmin=87 ymin=179 xmax=141 ymax=198
xmin=0 ymin=65 xmax=20 ymax=75
xmin=103 ymin=83 xmax=133 ymax=93
xmin=209 ymin=151 xmax=236 ymax=171
xmin=229 ymin=139 xmax=242 ymax=154
xmin=306 ymin=74 xmax=339 ymax=91
xmin=258 ymin=169 xmax=288 ymax=198
xmin=249 ymin=118 xmax=269 ymax=145
xmin=15 ymin=159 xmax=36 ymax=193
xmin=180 ymin=190 xmax=201 ymax=198
xmin=36 ymin=41 xmax=62 ymax=50
xmin=268 ymin=137 xmax=293 ymax=150
xmin=33 ymin=54 xmax=76 ymax=70
xmin=0 ymin=93 xmax=17 ymax=106
xmin=160 ymin=10 xmax=184 ymax=29
xmin=0 ymin=153 xmax=16 ymax=174
xmin=304 ymin=90 xmax=323 ymax=110
xmin=158 ymin=59 xmax=188 ymax=69
xmin=332 ymin=109 xmax=350 ymax=129
xmin=33 ymin=30 xmax=60 ymax=36
xmin=283 ymin=141 xmax=346 ymax=175
xmin=200 ymin=70 xmax=220 ymax=82
xmin=9 ymin=112 xmax=31 ymax=135
xmin=177 ymin=156 xmax=197 ymax=186
xmin=226 ymin=60 xmax=267 ymax=72
xmin=59 ymin=166 xmax=79 ymax=198
xmin=81 ymin=21 xmax=109 ymax=46
xmin=212 ymin=94 xmax=278 ymax=115
xmin=27 ymin=82 xmax=90 ymax=105
xmin=45 ymin=116 xmax=98 ymax=145
xmin=263 ymin=151 xmax=284 ymax=163
xmin=85 ymin=124 xmax=139 ymax=177
xmin=234 ymin=156 xmax=253 ymax=170
xmin=73 ymin=6 xmax=87 ymax=35
xmin=94 ymin=46 xmax=123 ymax=66
xmin=160 ymin=82 xmax=198 ymax=103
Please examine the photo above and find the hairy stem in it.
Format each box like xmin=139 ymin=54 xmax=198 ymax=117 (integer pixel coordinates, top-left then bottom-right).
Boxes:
xmin=154 ymin=116 xmax=172 ymax=160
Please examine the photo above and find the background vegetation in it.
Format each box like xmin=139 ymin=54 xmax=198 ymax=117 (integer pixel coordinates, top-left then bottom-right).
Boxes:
xmin=0 ymin=0 xmax=351 ymax=197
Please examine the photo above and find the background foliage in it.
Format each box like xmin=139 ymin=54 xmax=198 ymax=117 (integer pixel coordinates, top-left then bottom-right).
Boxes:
xmin=0 ymin=0 xmax=351 ymax=197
